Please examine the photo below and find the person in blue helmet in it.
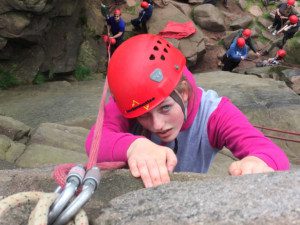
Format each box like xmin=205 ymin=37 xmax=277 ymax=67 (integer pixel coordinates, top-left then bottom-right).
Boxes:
xmin=106 ymin=9 xmax=126 ymax=54
xmin=131 ymin=1 xmax=153 ymax=32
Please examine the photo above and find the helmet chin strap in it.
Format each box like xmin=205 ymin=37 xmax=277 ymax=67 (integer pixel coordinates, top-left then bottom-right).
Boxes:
xmin=170 ymin=90 xmax=187 ymax=121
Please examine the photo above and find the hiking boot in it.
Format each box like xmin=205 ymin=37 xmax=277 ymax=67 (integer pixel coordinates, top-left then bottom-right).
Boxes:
xmin=272 ymin=30 xmax=277 ymax=36
xmin=268 ymin=25 xmax=273 ymax=30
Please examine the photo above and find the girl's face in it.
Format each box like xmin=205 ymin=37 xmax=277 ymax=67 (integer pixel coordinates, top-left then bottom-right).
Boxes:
xmin=137 ymin=91 xmax=188 ymax=143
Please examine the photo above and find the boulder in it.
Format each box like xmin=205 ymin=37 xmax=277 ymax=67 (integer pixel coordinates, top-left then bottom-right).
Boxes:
xmin=229 ymin=15 xmax=253 ymax=30
xmin=0 ymin=115 xmax=31 ymax=140
xmin=29 ymin=123 xmax=89 ymax=153
xmin=148 ymin=3 xmax=205 ymax=66
xmin=193 ymin=4 xmax=226 ymax=32
xmin=16 ymin=143 xmax=87 ymax=168
xmin=0 ymin=135 xmax=26 ymax=163
xmin=248 ymin=5 xmax=263 ymax=17
xmin=170 ymin=1 xmax=192 ymax=18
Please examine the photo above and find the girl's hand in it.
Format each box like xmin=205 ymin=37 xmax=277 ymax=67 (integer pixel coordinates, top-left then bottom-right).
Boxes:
xmin=127 ymin=138 xmax=177 ymax=188
xmin=229 ymin=156 xmax=274 ymax=176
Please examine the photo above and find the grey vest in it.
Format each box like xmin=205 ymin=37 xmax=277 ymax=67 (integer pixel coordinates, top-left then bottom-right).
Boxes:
xmin=151 ymin=88 xmax=222 ymax=173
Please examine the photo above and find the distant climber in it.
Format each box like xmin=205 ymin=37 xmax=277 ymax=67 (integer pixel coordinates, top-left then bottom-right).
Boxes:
xmin=267 ymin=0 xmax=299 ymax=35
xmin=131 ymin=1 xmax=153 ymax=32
xmin=256 ymin=49 xmax=286 ymax=67
xmin=263 ymin=15 xmax=299 ymax=55
xmin=233 ymin=28 xmax=260 ymax=57
xmin=106 ymin=9 xmax=126 ymax=54
xmin=221 ymin=37 xmax=248 ymax=72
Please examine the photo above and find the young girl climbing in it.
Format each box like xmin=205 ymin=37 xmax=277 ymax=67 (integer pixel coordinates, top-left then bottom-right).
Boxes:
xmin=86 ymin=34 xmax=290 ymax=188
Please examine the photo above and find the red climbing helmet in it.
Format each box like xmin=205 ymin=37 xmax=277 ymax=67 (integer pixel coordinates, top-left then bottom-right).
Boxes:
xmin=287 ymin=0 xmax=295 ymax=6
xmin=114 ymin=9 xmax=121 ymax=15
xmin=108 ymin=34 xmax=186 ymax=118
xmin=277 ymin=49 xmax=286 ymax=58
xmin=289 ymin=15 xmax=299 ymax=24
xmin=141 ymin=1 xmax=149 ymax=9
xmin=242 ymin=28 xmax=252 ymax=38
xmin=237 ymin=37 xmax=246 ymax=48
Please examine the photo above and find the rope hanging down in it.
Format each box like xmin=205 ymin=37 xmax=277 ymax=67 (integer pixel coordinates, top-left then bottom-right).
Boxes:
xmin=0 ymin=23 xmax=125 ymax=225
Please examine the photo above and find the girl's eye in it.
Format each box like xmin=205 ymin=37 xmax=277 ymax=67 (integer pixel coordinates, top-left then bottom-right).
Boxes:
xmin=161 ymin=105 xmax=171 ymax=112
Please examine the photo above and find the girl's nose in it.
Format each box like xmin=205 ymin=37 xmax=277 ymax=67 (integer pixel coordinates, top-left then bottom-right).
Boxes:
xmin=151 ymin=113 xmax=164 ymax=131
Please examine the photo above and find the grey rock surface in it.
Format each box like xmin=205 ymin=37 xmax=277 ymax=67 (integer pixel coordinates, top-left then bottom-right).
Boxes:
xmin=29 ymin=122 xmax=89 ymax=153
xmin=95 ymin=170 xmax=300 ymax=225
xmin=194 ymin=4 xmax=225 ymax=32
xmin=0 ymin=115 xmax=30 ymax=140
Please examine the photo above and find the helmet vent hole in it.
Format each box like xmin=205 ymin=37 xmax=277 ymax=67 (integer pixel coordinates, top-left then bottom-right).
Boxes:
xmin=163 ymin=48 xmax=168 ymax=53
xmin=153 ymin=46 xmax=159 ymax=51
xmin=166 ymin=44 xmax=170 ymax=48
xmin=157 ymin=40 xmax=162 ymax=44
xmin=160 ymin=55 xmax=165 ymax=60
xmin=149 ymin=54 xmax=155 ymax=60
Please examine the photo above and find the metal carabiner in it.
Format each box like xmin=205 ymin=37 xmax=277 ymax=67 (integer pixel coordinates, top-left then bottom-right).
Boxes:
xmin=52 ymin=167 xmax=101 ymax=225
xmin=48 ymin=165 xmax=85 ymax=224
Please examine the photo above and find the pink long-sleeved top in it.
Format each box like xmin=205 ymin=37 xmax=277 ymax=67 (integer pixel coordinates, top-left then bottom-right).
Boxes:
xmin=86 ymin=67 xmax=290 ymax=172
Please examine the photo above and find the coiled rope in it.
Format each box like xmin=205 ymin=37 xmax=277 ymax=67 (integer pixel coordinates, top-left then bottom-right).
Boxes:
xmin=0 ymin=192 xmax=88 ymax=225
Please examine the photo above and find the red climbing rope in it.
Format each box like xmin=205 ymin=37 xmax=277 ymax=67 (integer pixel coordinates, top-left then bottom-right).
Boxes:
xmin=53 ymin=29 xmax=125 ymax=188
xmin=254 ymin=125 xmax=300 ymax=143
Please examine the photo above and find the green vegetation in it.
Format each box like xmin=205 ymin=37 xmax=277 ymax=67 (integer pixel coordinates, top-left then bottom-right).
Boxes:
xmin=123 ymin=3 xmax=139 ymax=15
xmin=245 ymin=0 xmax=265 ymax=9
xmin=262 ymin=12 xmax=271 ymax=20
xmin=33 ymin=72 xmax=46 ymax=85
xmin=218 ymin=39 xmax=225 ymax=46
xmin=74 ymin=65 xmax=91 ymax=81
xmin=0 ymin=69 xmax=19 ymax=89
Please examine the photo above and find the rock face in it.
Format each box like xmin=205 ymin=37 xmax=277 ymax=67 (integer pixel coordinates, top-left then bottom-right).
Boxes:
xmin=0 ymin=168 xmax=299 ymax=225
xmin=95 ymin=170 xmax=300 ymax=225
xmin=0 ymin=0 xmax=107 ymax=84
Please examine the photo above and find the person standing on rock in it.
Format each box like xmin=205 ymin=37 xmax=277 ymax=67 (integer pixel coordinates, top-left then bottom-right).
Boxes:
xmin=263 ymin=15 xmax=299 ymax=55
xmin=234 ymin=28 xmax=260 ymax=57
xmin=221 ymin=37 xmax=248 ymax=72
xmin=268 ymin=0 xmax=299 ymax=35
xmin=85 ymin=34 xmax=289 ymax=188
xmin=218 ymin=29 xmax=258 ymax=68
xmin=106 ymin=9 xmax=126 ymax=54
xmin=131 ymin=1 xmax=153 ymax=32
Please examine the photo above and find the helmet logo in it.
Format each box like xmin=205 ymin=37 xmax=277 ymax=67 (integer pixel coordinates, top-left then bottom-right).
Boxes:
xmin=126 ymin=97 xmax=155 ymax=113
xmin=132 ymin=100 xmax=149 ymax=110
xmin=150 ymin=69 xmax=163 ymax=82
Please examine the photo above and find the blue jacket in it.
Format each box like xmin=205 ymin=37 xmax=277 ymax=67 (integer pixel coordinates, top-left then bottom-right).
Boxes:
xmin=226 ymin=39 xmax=248 ymax=62
xmin=107 ymin=16 xmax=126 ymax=41
xmin=138 ymin=4 xmax=153 ymax=23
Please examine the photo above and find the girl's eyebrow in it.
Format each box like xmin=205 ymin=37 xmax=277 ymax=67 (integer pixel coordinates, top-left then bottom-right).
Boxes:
xmin=158 ymin=99 xmax=172 ymax=106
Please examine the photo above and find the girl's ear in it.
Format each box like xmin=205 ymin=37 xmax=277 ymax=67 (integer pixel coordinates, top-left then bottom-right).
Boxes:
xmin=180 ymin=80 xmax=189 ymax=103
